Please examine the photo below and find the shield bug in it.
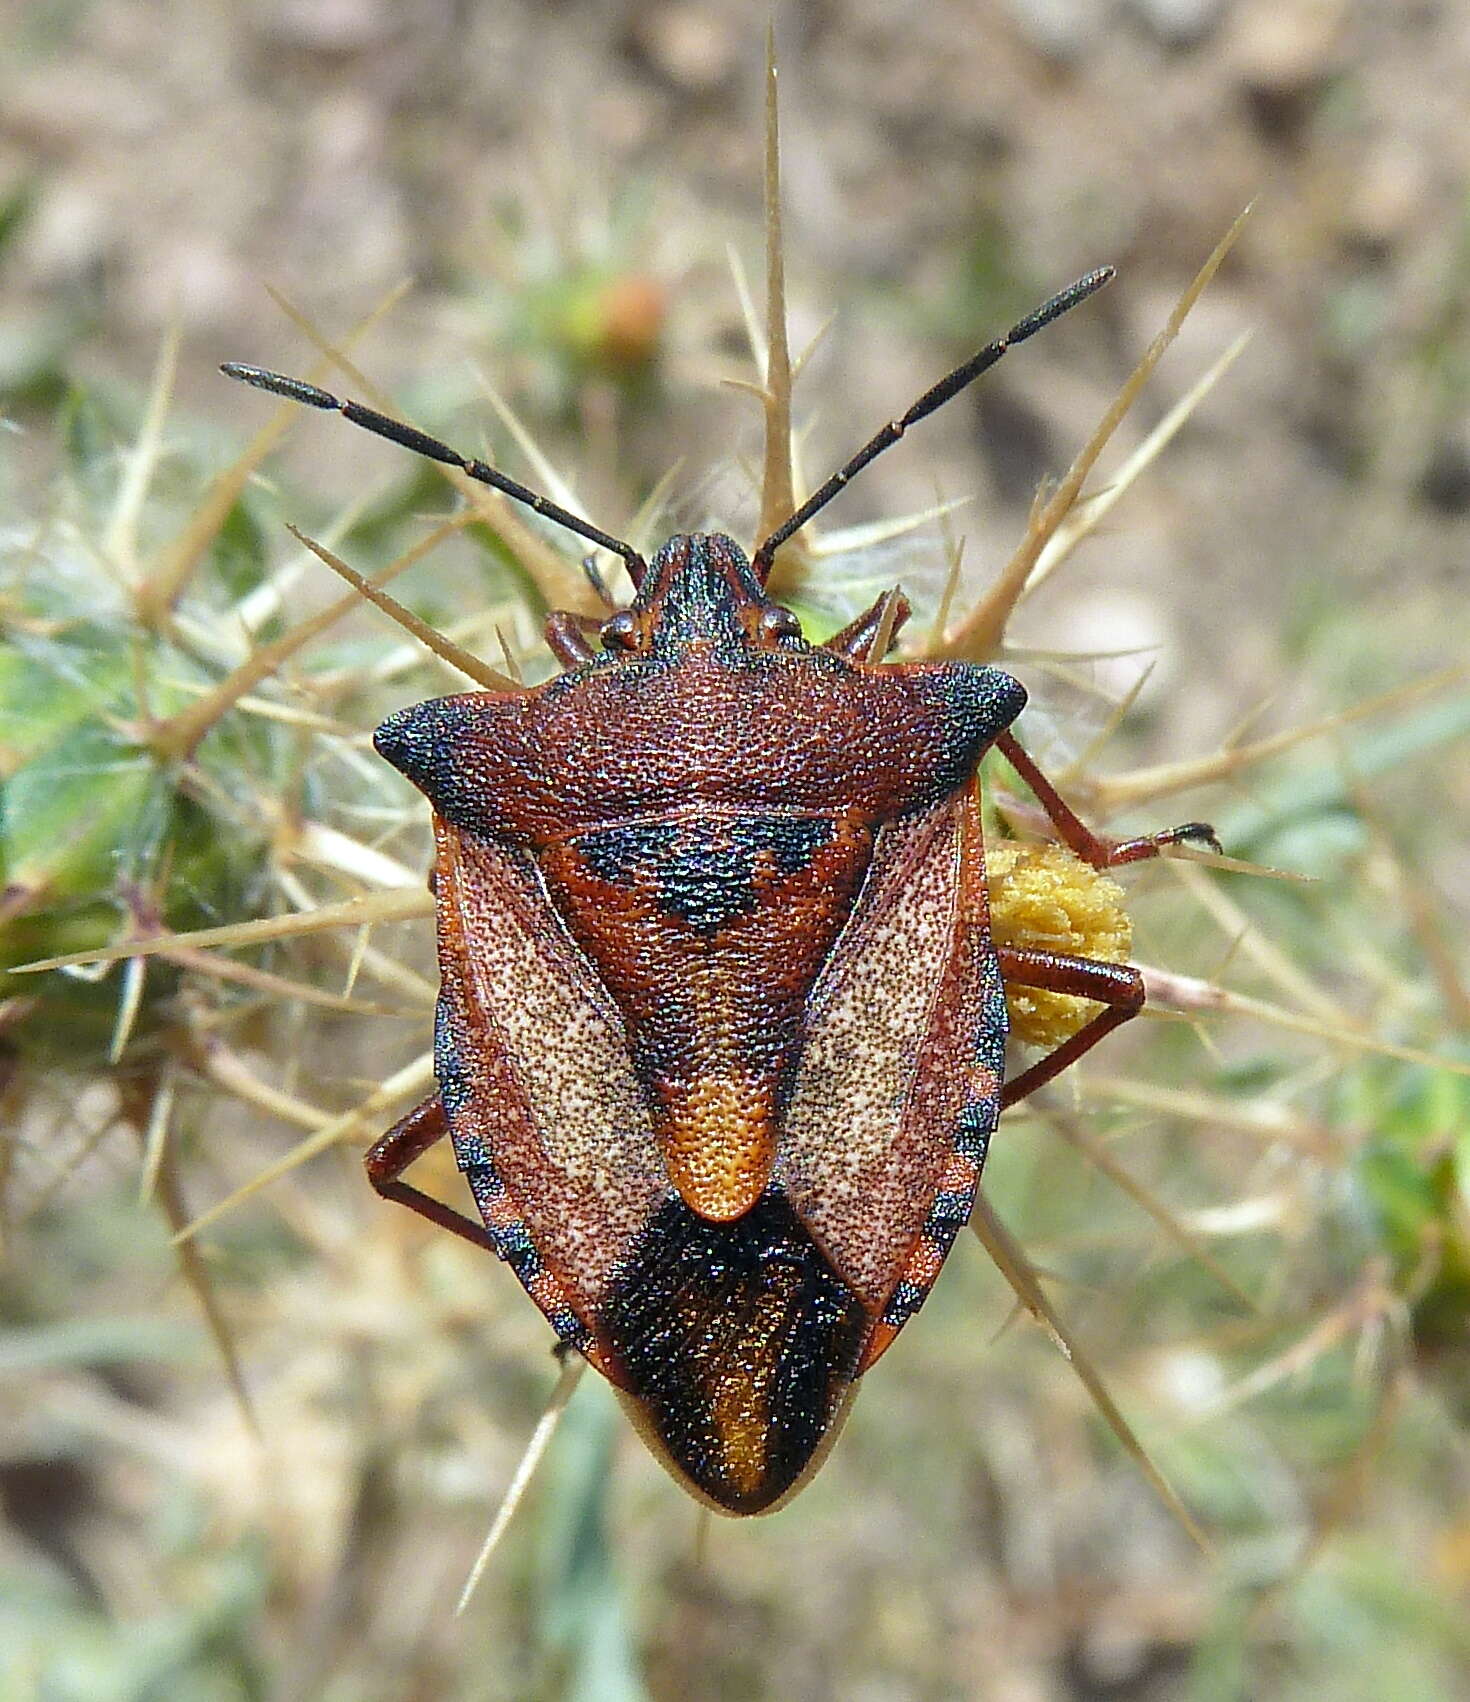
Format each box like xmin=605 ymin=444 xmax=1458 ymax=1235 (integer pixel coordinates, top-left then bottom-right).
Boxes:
xmin=222 ymin=267 xmax=1219 ymax=1515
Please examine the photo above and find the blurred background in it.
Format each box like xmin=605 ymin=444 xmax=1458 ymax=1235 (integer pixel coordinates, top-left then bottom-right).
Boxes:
xmin=3 ymin=2 xmax=1469 ymax=1699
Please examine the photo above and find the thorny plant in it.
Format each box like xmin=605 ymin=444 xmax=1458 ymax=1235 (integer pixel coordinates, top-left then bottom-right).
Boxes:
xmin=4 ymin=41 xmax=1470 ymax=1698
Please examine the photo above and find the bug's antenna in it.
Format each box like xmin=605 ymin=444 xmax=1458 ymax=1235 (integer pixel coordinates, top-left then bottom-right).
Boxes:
xmin=750 ymin=267 xmax=1115 ymax=582
xmin=220 ymin=364 xmax=650 ymax=588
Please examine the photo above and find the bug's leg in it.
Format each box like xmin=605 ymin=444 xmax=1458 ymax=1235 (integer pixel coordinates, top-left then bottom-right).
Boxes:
xmin=996 ymin=947 xmax=1144 ymax=1108
xmin=581 ymin=552 xmax=617 ymax=610
xmin=364 ymin=1095 xmax=498 ymax=1255
xmin=995 ymin=731 xmax=1221 ymax=869
xmin=820 ymin=588 xmax=912 ymax=661
xmin=544 ymin=610 xmax=600 ymax=668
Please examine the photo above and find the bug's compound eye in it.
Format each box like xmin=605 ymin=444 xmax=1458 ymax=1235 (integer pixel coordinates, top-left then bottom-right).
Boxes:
xmin=758 ymin=605 xmax=802 ymax=644
xmin=601 ymin=610 xmax=641 ymax=652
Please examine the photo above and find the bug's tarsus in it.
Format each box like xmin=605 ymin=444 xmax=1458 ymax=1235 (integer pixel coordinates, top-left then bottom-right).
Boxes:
xmin=995 ymin=731 xmax=1218 ymax=871
xmin=1109 ymin=820 xmax=1224 ymax=863
xmin=750 ymin=267 xmax=1115 ymax=582
xmin=219 ymin=362 xmax=650 ymax=587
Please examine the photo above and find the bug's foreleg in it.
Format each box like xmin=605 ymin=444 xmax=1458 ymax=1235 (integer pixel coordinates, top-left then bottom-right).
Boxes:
xmin=364 ymin=1095 xmax=499 ymax=1254
xmin=820 ymin=588 xmax=912 ymax=661
xmin=544 ymin=610 xmax=601 ymax=668
xmin=995 ymin=947 xmax=1144 ymax=1109
xmin=994 ymin=731 xmax=1220 ymax=868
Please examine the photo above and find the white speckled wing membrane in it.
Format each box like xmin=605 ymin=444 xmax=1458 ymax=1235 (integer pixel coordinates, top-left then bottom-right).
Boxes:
xmin=433 ymin=820 xmax=672 ymax=1312
xmin=778 ymin=790 xmax=999 ymax=1311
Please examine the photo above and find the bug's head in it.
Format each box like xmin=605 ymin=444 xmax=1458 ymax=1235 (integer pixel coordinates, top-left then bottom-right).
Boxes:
xmin=598 ymin=532 xmax=803 ymax=659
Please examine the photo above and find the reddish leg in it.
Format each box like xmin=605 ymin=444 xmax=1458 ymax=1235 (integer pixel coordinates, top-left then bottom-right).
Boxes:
xmin=994 ymin=730 xmax=1219 ymax=867
xmin=544 ymin=610 xmax=600 ymax=668
xmin=997 ymin=946 xmax=1144 ymax=1109
xmin=364 ymin=1095 xmax=498 ymax=1255
xmin=821 ymin=588 xmax=912 ymax=661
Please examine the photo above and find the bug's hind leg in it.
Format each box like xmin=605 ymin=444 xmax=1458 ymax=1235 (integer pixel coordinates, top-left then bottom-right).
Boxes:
xmin=364 ymin=1094 xmax=497 ymax=1254
xmin=996 ymin=947 xmax=1144 ymax=1109
xmin=995 ymin=731 xmax=1220 ymax=868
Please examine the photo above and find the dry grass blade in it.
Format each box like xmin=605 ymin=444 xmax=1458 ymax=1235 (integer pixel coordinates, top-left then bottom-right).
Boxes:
xmin=106 ymin=322 xmax=181 ymax=575
xmin=454 ymin=1352 xmax=588 ymax=1616
xmin=1139 ymin=962 xmax=1470 ymax=1075
xmin=1078 ymin=1076 xmax=1335 ymax=1154
xmin=755 ymin=25 xmax=802 ymax=591
xmin=15 ymin=888 xmax=433 ymax=975
xmin=159 ymin=943 xmax=401 ymax=1015
xmin=133 ymin=278 xmax=412 ymax=626
xmin=156 ymin=1144 xmax=263 ymax=1444
xmin=268 ymin=284 xmax=597 ymax=615
xmin=1088 ymin=665 xmax=1466 ymax=810
xmin=148 ymin=514 xmax=477 ymax=758
xmin=288 ymin=527 xmax=518 ymax=691
xmin=970 ymin=1192 xmax=1211 ymax=1554
xmin=938 ymin=206 xmax=1252 ymax=661
xmin=1027 ymin=329 xmax=1253 ymax=597
xmin=1044 ymin=1110 xmax=1259 ymax=1311
xmin=1348 ymin=774 xmax=1470 ymax=1030
xmin=173 ymin=1052 xmax=436 ymax=1244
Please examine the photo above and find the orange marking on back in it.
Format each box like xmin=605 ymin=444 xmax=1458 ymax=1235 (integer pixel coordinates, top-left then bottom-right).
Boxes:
xmin=659 ymin=1072 xmax=777 ymax=1221
xmin=702 ymin=1281 xmax=796 ymax=1498
xmin=862 ymin=1320 xmax=901 ymax=1368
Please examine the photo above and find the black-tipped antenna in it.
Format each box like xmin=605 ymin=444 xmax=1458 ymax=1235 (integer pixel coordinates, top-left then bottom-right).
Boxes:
xmin=750 ymin=267 xmax=1115 ymax=581
xmin=219 ymin=364 xmax=650 ymax=587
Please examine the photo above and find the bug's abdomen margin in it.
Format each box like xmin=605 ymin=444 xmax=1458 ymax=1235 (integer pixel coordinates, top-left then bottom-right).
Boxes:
xmin=599 ymin=1187 xmax=868 ymax=1515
